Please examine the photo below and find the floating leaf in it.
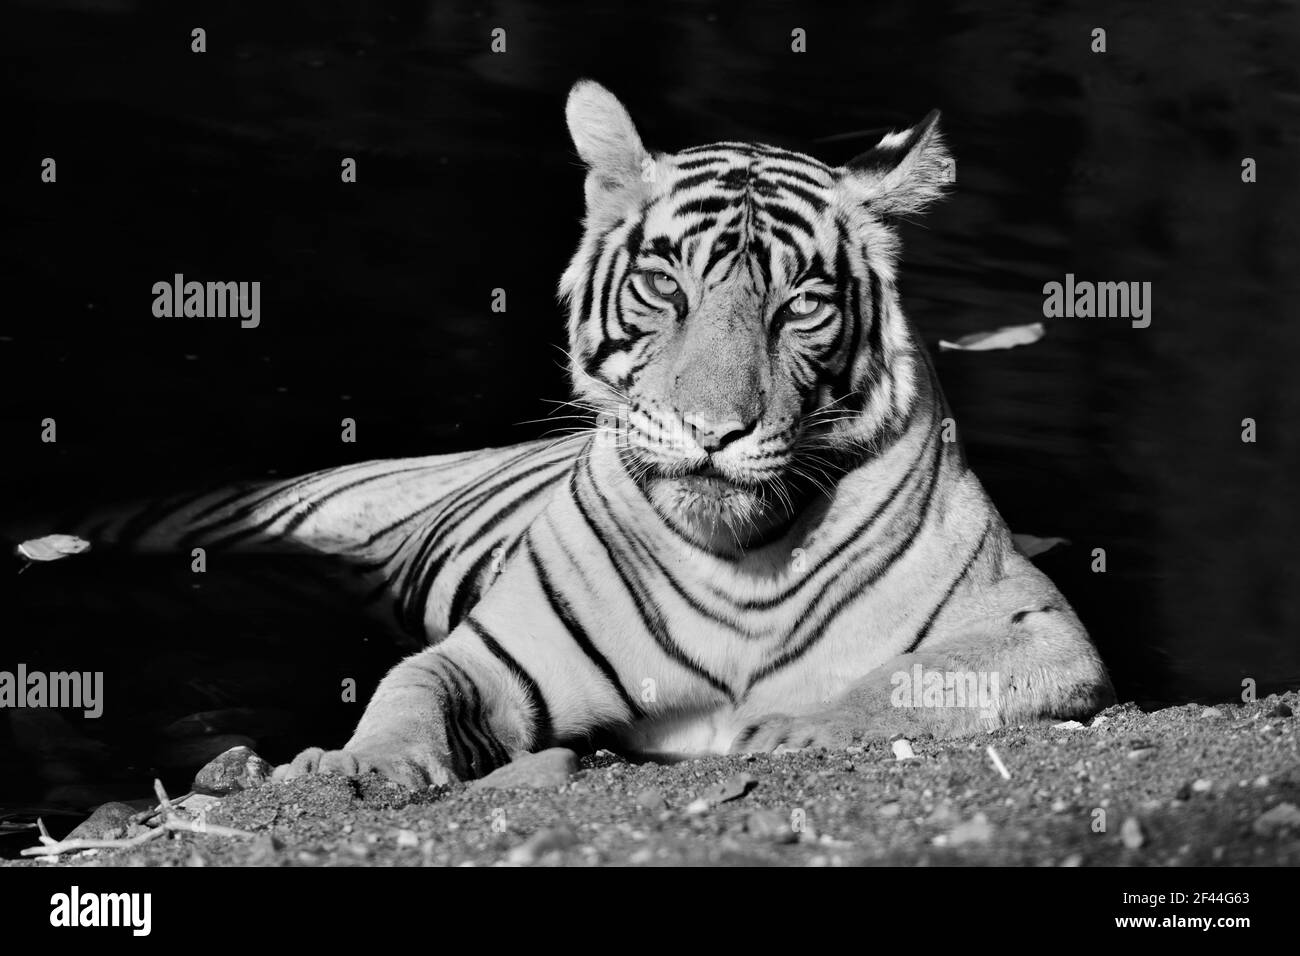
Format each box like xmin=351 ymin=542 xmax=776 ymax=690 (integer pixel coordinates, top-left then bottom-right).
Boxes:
xmin=14 ymin=534 xmax=91 ymax=563
xmin=1013 ymin=534 xmax=1071 ymax=558
xmin=939 ymin=322 xmax=1045 ymax=352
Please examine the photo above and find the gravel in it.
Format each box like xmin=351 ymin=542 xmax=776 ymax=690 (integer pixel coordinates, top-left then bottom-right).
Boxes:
xmin=6 ymin=693 xmax=1300 ymax=867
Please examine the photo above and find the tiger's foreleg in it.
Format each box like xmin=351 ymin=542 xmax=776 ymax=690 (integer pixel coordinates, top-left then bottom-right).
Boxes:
xmin=273 ymin=630 xmax=538 ymax=787
xmin=274 ymin=521 xmax=638 ymax=785
xmin=733 ymin=602 xmax=1114 ymax=753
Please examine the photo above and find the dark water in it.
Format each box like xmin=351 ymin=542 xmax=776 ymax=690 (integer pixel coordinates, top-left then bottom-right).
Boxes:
xmin=2 ymin=0 xmax=1299 ymax=820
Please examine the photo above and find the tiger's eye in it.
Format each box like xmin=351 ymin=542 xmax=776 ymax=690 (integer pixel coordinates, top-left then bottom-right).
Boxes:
xmin=650 ymin=272 xmax=680 ymax=297
xmin=787 ymin=293 xmax=822 ymax=316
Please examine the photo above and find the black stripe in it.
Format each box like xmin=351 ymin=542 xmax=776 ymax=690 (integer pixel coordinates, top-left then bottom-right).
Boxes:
xmin=758 ymin=180 xmax=827 ymax=215
xmin=445 ymin=546 xmax=495 ymax=632
xmin=671 ymin=169 xmax=731 ymax=193
xmin=427 ymin=668 xmax=479 ymax=777
xmin=763 ymin=163 xmax=832 ymax=191
xmin=904 ymin=519 xmax=994 ymax=653
xmin=672 ymin=195 xmax=736 ymax=219
xmin=574 ymin=456 xmax=737 ymax=703
xmin=525 ymin=537 xmax=643 ymax=719
xmin=464 ymin=616 xmax=554 ymax=749
xmin=757 ymin=200 xmax=816 ymax=236
xmin=744 ymin=424 xmax=944 ymax=693
xmin=717 ymin=420 xmax=938 ymax=613
xmin=444 ymin=658 xmax=513 ymax=767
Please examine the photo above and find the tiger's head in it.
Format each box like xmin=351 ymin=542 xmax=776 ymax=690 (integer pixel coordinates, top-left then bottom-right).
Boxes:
xmin=558 ymin=80 xmax=952 ymax=549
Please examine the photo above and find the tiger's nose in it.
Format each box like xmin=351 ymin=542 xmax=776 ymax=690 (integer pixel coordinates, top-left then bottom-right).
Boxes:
xmin=684 ymin=413 xmax=759 ymax=452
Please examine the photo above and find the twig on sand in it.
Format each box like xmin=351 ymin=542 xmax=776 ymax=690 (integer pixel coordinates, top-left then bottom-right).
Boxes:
xmin=23 ymin=817 xmax=259 ymax=858
xmin=22 ymin=782 xmax=258 ymax=858
xmin=986 ymin=745 xmax=1012 ymax=780
xmin=21 ymin=825 xmax=168 ymax=858
xmin=131 ymin=789 xmax=194 ymax=826
xmin=153 ymin=778 xmax=174 ymax=817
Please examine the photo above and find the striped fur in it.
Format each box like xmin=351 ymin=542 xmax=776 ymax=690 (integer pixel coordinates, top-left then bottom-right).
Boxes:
xmin=45 ymin=82 xmax=1113 ymax=783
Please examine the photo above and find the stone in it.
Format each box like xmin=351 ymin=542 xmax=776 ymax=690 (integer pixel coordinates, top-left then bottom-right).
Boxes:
xmin=1120 ymin=817 xmax=1145 ymax=849
xmin=247 ymin=832 xmax=282 ymax=866
xmin=193 ymin=745 xmax=273 ymax=796
xmin=947 ymin=812 xmax=994 ymax=846
xmin=745 ymin=809 xmax=797 ymax=844
xmin=65 ymin=802 xmax=136 ymax=842
xmin=471 ymin=748 xmax=579 ymax=790
xmin=699 ymin=773 xmax=756 ymax=806
xmin=1252 ymin=802 xmax=1300 ymax=838
xmin=634 ymin=789 xmax=667 ymax=812
xmin=507 ymin=826 xmax=578 ymax=865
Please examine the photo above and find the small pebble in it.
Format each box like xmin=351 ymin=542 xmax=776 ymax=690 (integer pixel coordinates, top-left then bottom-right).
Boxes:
xmin=635 ymin=789 xmax=667 ymax=812
xmin=247 ymin=833 xmax=281 ymax=865
xmin=946 ymin=812 xmax=994 ymax=846
xmin=745 ymin=809 xmax=797 ymax=844
xmin=1253 ymin=802 xmax=1300 ymax=838
xmin=696 ymin=773 xmax=757 ymax=808
xmin=507 ymin=826 xmax=578 ymax=865
xmin=1120 ymin=817 xmax=1145 ymax=849
xmin=892 ymin=739 xmax=917 ymax=761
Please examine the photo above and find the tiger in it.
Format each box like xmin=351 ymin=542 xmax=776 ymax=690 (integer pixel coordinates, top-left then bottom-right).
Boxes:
xmin=39 ymin=80 xmax=1114 ymax=787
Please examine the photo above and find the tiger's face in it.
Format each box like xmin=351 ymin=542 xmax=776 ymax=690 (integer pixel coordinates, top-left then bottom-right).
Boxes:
xmin=559 ymin=81 xmax=951 ymax=547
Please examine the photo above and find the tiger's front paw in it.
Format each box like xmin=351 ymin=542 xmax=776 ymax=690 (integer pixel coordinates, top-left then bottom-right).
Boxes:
xmin=730 ymin=712 xmax=860 ymax=754
xmin=272 ymin=744 xmax=453 ymax=789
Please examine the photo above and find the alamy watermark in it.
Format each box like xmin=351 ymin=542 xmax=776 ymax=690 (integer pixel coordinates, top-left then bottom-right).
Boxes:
xmin=0 ymin=664 xmax=103 ymax=718
xmin=1042 ymin=273 xmax=1151 ymax=329
xmin=50 ymin=886 xmax=150 ymax=936
xmin=890 ymin=664 xmax=1000 ymax=719
xmin=152 ymin=274 xmax=260 ymax=328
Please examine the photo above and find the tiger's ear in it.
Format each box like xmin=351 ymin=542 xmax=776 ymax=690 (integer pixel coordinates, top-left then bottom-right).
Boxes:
xmin=840 ymin=110 xmax=951 ymax=219
xmin=566 ymin=79 xmax=651 ymax=226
